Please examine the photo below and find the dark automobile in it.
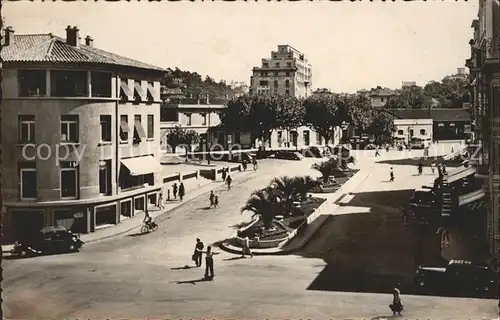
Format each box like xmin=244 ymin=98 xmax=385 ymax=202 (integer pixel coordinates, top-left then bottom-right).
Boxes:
xmin=11 ymin=226 xmax=84 ymax=258
xmin=414 ymin=260 xmax=497 ymax=297
xmin=270 ymin=151 xmax=304 ymax=161
xmin=408 ymin=188 xmax=438 ymax=224
xmin=302 ymin=146 xmax=322 ymax=158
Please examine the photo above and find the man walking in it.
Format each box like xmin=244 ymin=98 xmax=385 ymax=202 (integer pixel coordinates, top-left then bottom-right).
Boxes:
xmin=157 ymin=192 xmax=164 ymax=209
xmin=209 ymin=191 xmax=215 ymax=208
xmin=226 ymin=174 xmax=232 ymax=190
xmin=203 ymin=245 xmax=219 ymax=279
xmin=172 ymin=183 xmax=178 ymax=200
xmin=193 ymin=238 xmax=204 ymax=267
xmin=389 ymin=167 xmax=395 ymax=182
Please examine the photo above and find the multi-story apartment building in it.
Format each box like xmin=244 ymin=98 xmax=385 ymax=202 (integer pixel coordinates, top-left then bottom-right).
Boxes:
xmin=369 ymin=88 xmax=397 ymax=108
xmin=250 ymin=45 xmax=312 ymax=98
xmin=1 ymin=26 xmax=165 ymax=243
xmin=465 ymin=0 xmax=500 ymax=257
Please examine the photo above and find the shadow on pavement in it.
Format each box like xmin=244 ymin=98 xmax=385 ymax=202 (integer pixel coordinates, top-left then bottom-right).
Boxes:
xmin=296 ymin=188 xmax=465 ymax=297
xmin=171 ymin=265 xmax=196 ymax=270
xmin=223 ymin=256 xmax=246 ymax=261
xmin=377 ymin=156 xmax=464 ymax=168
xmin=176 ymin=277 xmax=212 ymax=285
xmin=126 ymin=232 xmax=145 ymax=237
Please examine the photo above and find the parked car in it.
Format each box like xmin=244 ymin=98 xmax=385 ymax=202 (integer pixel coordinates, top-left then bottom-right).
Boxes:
xmin=414 ymin=260 xmax=497 ymax=297
xmin=408 ymin=188 xmax=438 ymax=224
xmin=270 ymin=151 xmax=304 ymax=161
xmin=302 ymin=146 xmax=322 ymax=158
xmin=11 ymin=226 xmax=84 ymax=258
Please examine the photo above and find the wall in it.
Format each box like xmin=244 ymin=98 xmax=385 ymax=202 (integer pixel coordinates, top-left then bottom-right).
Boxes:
xmin=394 ymin=119 xmax=433 ymax=138
xmin=371 ymin=96 xmax=390 ymax=108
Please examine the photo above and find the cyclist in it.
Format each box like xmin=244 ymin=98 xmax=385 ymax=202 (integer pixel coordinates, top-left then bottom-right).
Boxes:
xmin=143 ymin=212 xmax=153 ymax=229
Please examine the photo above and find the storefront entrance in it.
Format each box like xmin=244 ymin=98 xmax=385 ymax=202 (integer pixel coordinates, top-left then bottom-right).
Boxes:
xmin=54 ymin=209 xmax=87 ymax=234
xmin=11 ymin=210 xmax=44 ymax=242
xmin=95 ymin=205 xmax=117 ymax=227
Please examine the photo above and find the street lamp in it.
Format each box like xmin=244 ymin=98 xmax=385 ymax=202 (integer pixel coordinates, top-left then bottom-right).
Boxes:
xmin=207 ymin=102 xmax=211 ymax=165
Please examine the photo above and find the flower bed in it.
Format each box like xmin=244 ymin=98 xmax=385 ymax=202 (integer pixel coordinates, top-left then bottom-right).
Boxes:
xmin=237 ymin=220 xmax=289 ymax=241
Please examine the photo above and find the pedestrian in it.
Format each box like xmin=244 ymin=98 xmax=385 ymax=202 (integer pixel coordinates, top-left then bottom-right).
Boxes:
xmin=203 ymin=245 xmax=219 ymax=279
xmin=178 ymin=182 xmax=185 ymax=201
xmin=375 ymin=146 xmax=380 ymax=157
xmin=389 ymin=288 xmax=404 ymax=316
xmin=417 ymin=160 xmax=423 ymax=175
xmin=192 ymin=238 xmax=204 ymax=267
xmin=157 ymin=192 xmax=164 ymax=209
xmin=172 ymin=183 xmax=178 ymax=200
xmin=442 ymin=163 xmax=447 ymax=175
xmin=252 ymin=158 xmax=258 ymax=171
xmin=430 ymin=160 xmax=436 ymax=174
xmin=386 ymin=144 xmax=390 ymax=152
xmin=221 ymin=168 xmax=227 ymax=181
xmin=241 ymin=236 xmax=253 ymax=258
xmin=213 ymin=195 xmax=219 ymax=208
xmin=389 ymin=167 xmax=395 ymax=182
xmin=209 ymin=191 xmax=215 ymax=208
xmin=226 ymin=174 xmax=232 ymax=190
xmin=242 ymin=159 xmax=247 ymax=171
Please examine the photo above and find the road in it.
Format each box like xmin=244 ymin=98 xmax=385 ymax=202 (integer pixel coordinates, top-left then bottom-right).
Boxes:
xmin=3 ymin=153 xmax=499 ymax=320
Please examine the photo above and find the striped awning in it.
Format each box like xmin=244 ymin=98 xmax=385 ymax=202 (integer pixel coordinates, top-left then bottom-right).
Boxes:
xmin=447 ymin=166 xmax=477 ymax=184
xmin=458 ymin=188 xmax=486 ymax=207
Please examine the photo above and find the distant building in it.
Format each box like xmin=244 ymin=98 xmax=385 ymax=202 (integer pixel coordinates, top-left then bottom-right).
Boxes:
xmin=402 ymin=81 xmax=417 ymax=88
xmin=444 ymin=68 xmax=468 ymax=81
xmin=311 ymin=88 xmax=333 ymax=97
xmin=250 ymin=45 xmax=312 ymax=97
xmin=1 ymin=26 xmax=165 ymax=242
xmin=369 ymin=88 xmax=397 ymax=108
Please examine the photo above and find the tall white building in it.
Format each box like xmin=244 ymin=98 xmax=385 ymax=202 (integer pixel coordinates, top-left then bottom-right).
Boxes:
xmin=250 ymin=45 xmax=312 ymax=97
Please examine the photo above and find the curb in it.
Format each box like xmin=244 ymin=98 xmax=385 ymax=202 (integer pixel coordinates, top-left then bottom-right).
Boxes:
xmin=218 ymin=164 xmax=373 ymax=256
xmin=85 ymin=171 xmax=254 ymax=244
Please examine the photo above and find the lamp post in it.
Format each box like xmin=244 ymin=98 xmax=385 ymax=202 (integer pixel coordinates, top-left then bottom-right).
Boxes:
xmin=207 ymin=103 xmax=211 ymax=165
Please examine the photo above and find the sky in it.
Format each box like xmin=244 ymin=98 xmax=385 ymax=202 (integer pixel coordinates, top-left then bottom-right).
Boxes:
xmin=5 ymin=1 xmax=478 ymax=93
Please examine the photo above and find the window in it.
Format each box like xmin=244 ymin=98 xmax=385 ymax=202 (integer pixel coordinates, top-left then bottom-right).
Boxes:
xmin=120 ymin=78 xmax=131 ymax=102
xmin=51 ymin=70 xmax=87 ymax=97
xmin=146 ymin=81 xmax=156 ymax=103
xmin=275 ymin=63 xmax=280 ymax=67
xmin=381 ymin=97 xmax=385 ymax=102
xmin=100 ymin=115 xmax=112 ymax=142
xmin=186 ymin=113 xmax=192 ymax=126
xmin=99 ymin=160 xmax=112 ymax=196
xmin=420 ymin=129 xmax=426 ymax=135
xmin=91 ymin=72 xmax=112 ymax=97
xmin=303 ymin=130 xmax=310 ymax=146
xmin=61 ymin=115 xmax=79 ymax=143
xmin=201 ymin=113 xmax=207 ymax=126
xmin=18 ymin=115 xmax=35 ymax=143
xmin=273 ymin=55 xmax=277 ymax=58
xmin=285 ymin=89 xmax=290 ymax=95
xmin=161 ymin=108 xmax=179 ymax=122
xmin=263 ymin=63 xmax=268 ymax=68
xmin=259 ymin=80 xmax=268 ymax=86
xmin=134 ymin=80 xmax=146 ymax=102
xmin=133 ymin=115 xmax=146 ymax=143
xmin=274 ymin=80 xmax=278 ymax=88
xmin=287 ymin=62 xmax=292 ymax=67
xmin=409 ymin=129 xmax=414 ymax=136
xmin=120 ymin=115 xmax=129 ymax=142
xmin=285 ymin=72 xmax=290 ymax=76
xmin=19 ymin=70 xmax=46 ymax=97
xmin=397 ymin=130 xmax=404 ymax=135
xmin=285 ymin=80 xmax=290 ymax=88
xmin=147 ymin=115 xmax=154 ymax=139
xmin=19 ymin=162 xmax=36 ymax=200
xmin=60 ymin=161 xmax=78 ymax=199
xmin=274 ymin=72 xmax=278 ymax=77
xmin=316 ymin=132 xmax=322 ymax=145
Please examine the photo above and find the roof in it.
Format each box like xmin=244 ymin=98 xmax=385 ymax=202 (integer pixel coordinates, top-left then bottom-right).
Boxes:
xmin=386 ymin=108 xmax=471 ymax=122
xmin=370 ymin=88 xmax=396 ymax=97
xmin=2 ymin=34 xmax=165 ymax=72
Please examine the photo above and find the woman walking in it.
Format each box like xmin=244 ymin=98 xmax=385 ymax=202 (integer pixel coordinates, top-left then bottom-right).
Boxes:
xmin=178 ymin=182 xmax=185 ymax=201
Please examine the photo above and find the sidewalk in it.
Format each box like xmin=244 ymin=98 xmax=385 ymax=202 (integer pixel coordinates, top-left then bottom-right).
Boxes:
xmin=2 ymin=168 xmax=254 ymax=254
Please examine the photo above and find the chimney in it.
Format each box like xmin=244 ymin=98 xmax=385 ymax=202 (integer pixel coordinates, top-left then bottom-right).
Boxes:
xmin=4 ymin=26 xmax=15 ymax=46
xmin=65 ymin=25 xmax=80 ymax=47
xmin=85 ymin=35 xmax=94 ymax=47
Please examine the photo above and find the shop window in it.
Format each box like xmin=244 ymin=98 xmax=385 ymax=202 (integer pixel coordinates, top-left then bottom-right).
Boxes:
xmin=121 ymin=200 xmax=132 ymax=217
xmin=91 ymin=72 xmax=112 ymax=97
xmin=61 ymin=115 xmax=79 ymax=143
xmin=18 ymin=70 xmax=46 ymax=97
xmin=51 ymin=70 xmax=87 ymax=97
xmin=120 ymin=115 xmax=129 ymax=142
xmin=60 ymin=161 xmax=79 ymax=199
xmin=19 ymin=162 xmax=37 ymax=200
xmin=100 ymin=115 xmax=112 ymax=142
xmin=99 ymin=160 xmax=112 ymax=196
xmin=18 ymin=115 xmax=35 ymax=143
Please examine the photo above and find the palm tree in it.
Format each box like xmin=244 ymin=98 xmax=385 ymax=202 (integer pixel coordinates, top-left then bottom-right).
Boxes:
xmin=270 ymin=176 xmax=297 ymax=214
xmin=240 ymin=187 xmax=282 ymax=228
xmin=294 ymin=175 xmax=319 ymax=201
xmin=312 ymin=158 xmax=339 ymax=182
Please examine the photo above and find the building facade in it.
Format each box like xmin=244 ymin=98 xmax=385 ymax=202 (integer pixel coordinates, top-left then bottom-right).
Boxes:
xmin=1 ymin=26 xmax=165 ymax=243
xmin=370 ymin=88 xmax=396 ymax=108
xmin=465 ymin=0 xmax=500 ymax=257
xmin=250 ymin=45 xmax=312 ymax=98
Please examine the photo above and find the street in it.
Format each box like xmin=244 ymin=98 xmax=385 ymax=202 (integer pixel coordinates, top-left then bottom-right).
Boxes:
xmin=3 ymin=154 xmax=498 ymax=320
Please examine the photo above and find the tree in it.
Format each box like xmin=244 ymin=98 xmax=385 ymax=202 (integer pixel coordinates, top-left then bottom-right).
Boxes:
xmin=218 ymin=94 xmax=252 ymax=133
xmin=367 ymin=111 xmax=396 ymax=143
xmin=276 ymin=95 xmax=305 ymax=132
xmin=346 ymin=93 xmax=374 ymax=133
xmin=311 ymin=158 xmax=340 ymax=183
xmin=241 ymin=187 xmax=282 ymax=228
xmin=303 ymin=94 xmax=346 ymax=144
xmin=165 ymin=125 xmax=199 ymax=154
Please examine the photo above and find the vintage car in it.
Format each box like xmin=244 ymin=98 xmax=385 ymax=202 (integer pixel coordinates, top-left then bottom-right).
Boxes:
xmin=11 ymin=226 xmax=84 ymax=258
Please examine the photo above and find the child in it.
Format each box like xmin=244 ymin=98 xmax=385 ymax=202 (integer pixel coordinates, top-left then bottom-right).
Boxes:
xmin=214 ymin=195 xmax=219 ymax=208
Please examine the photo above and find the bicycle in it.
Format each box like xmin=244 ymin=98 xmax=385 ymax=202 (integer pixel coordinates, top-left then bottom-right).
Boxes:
xmin=141 ymin=221 xmax=159 ymax=234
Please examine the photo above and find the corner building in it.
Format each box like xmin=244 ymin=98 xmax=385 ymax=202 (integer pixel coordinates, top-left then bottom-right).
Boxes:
xmin=1 ymin=26 xmax=165 ymax=243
